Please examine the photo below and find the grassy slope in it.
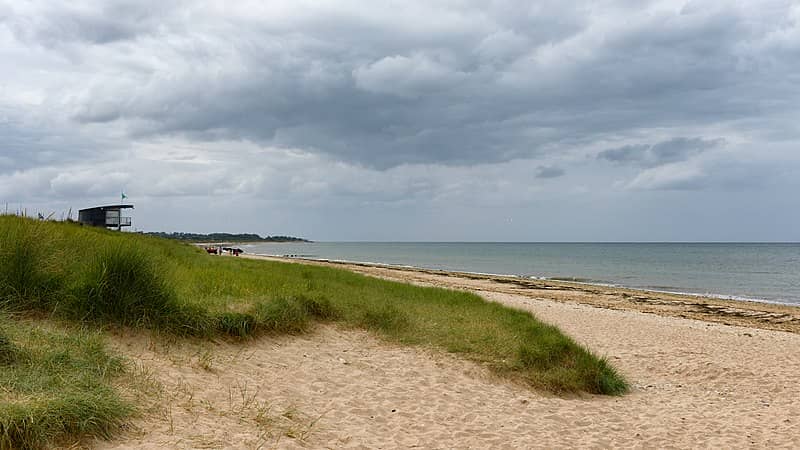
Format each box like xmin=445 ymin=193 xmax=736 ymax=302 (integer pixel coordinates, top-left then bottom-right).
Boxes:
xmin=1 ymin=216 xmax=627 ymax=447
xmin=174 ymin=257 xmax=626 ymax=393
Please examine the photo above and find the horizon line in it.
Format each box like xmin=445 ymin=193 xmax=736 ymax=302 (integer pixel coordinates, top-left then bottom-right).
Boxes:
xmin=252 ymin=240 xmax=800 ymax=244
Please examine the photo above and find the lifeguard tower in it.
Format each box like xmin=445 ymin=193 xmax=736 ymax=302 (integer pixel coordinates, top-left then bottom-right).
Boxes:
xmin=78 ymin=204 xmax=134 ymax=231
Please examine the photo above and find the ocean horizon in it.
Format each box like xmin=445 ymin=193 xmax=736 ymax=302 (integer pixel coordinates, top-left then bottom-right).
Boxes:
xmin=242 ymin=241 xmax=800 ymax=306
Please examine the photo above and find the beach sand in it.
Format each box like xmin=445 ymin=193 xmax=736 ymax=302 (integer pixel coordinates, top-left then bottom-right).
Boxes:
xmin=97 ymin=256 xmax=800 ymax=448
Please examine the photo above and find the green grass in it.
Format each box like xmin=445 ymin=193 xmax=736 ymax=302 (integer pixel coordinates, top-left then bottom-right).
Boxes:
xmin=70 ymin=243 xmax=181 ymax=327
xmin=0 ymin=315 xmax=131 ymax=449
xmin=0 ymin=215 xmax=628 ymax=446
xmin=0 ymin=219 xmax=62 ymax=312
xmin=0 ymin=326 xmax=18 ymax=365
xmin=171 ymin=257 xmax=626 ymax=393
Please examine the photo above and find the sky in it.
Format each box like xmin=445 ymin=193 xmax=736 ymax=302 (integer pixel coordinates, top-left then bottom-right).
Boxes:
xmin=1 ymin=0 xmax=799 ymax=241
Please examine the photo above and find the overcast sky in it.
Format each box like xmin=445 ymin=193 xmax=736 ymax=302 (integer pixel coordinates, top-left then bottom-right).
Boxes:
xmin=1 ymin=0 xmax=799 ymax=241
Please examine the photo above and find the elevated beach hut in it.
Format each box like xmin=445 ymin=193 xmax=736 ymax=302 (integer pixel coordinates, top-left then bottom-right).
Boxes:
xmin=78 ymin=204 xmax=134 ymax=231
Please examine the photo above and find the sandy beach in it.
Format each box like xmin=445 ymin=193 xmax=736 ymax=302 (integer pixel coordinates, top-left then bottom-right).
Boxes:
xmin=98 ymin=256 xmax=800 ymax=448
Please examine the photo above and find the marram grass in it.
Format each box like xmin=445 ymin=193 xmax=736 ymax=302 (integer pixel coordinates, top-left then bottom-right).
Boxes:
xmin=0 ymin=215 xmax=627 ymax=446
xmin=0 ymin=316 xmax=131 ymax=449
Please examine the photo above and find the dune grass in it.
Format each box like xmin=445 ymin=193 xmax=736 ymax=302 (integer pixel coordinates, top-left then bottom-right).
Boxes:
xmin=172 ymin=258 xmax=627 ymax=394
xmin=0 ymin=315 xmax=131 ymax=449
xmin=0 ymin=215 xmax=627 ymax=446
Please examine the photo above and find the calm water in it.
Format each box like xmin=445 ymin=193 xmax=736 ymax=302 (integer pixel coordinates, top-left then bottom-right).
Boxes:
xmin=242 ymin=242 xmax=800 ymax=305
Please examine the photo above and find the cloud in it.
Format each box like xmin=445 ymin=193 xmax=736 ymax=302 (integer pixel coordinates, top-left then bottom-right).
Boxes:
xmin=1 ymin=0 xmax=799 ymax=240
xmin=621 ymin=143 xmax=789 ymax=191
xmin=625 ymin=161 xmax=707 ymax=191
xmin=0 ymin=116 xmax=111 ymax=175
xmin=535 ymin=166 xmax=565 ymax=179
xmin=2 ymin=1 xmax=177 ymax=46
xmin=596 ymin=145 xmax=650 ymax=165
xmin=598 ymin=137 xmax=725 ymax=167
xmin=353 ymin=53 xmax=467 ymax=98
xmin=0 ymin=0 xmax=793 ymax=170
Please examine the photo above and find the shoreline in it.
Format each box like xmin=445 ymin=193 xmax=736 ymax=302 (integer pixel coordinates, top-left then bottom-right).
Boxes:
xmin=255 ymin=253 xmax=797 ymax=307
xmin=244 ymin=253 xmax=800 ymax=334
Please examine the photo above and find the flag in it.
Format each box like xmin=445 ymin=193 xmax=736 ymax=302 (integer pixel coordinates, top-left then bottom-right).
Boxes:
xmin=121 ymin=192 xmax=128 ymax=200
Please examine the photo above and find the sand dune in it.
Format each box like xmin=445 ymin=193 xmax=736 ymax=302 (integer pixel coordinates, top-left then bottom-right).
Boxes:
xmin=97 ymin=259 xmax=800 ymax=448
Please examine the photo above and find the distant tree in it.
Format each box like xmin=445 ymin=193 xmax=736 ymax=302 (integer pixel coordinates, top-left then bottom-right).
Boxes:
xmin=144 ymin=232 xmax=311 ymax=243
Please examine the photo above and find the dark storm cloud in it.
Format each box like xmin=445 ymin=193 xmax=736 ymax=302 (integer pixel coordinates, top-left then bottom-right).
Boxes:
xmin=1 ymin=0 xmax=786 ymax=169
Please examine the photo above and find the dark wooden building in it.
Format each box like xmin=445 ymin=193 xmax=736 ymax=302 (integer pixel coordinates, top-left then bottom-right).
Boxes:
xmin=78 ymin=204 xmax=134 ymax=230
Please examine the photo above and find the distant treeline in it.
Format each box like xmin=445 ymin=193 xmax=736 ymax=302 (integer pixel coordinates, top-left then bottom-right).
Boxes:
xmin=145 ymin=232 xmax=311 ymax=243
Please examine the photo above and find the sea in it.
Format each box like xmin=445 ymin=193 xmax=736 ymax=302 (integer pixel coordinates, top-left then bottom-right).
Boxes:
xmin=241 ymin=242 xmax=800 ymax=306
